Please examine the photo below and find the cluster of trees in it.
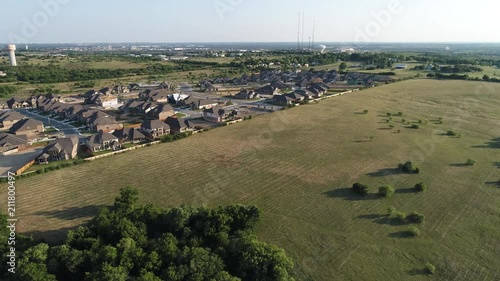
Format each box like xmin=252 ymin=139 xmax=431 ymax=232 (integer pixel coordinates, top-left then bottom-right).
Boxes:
xmin=387 ymin=207 xmax=425 ymax=224
xmin=0 ymin=85 xmax=18 ymax=98
xmin=0 ymin=61 xmax=223 ymax=84
xmin=0 ymin=188 xmax=295 ymax=281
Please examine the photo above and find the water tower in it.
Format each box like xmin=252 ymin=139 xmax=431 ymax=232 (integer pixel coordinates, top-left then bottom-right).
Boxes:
xmin=6 ymin=44 xmax=17 ymax=66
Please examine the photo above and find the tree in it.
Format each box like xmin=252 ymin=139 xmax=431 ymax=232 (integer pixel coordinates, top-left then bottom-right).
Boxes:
xmin=415 ymin=182 xmax=427 ymax=192
xmin=114 ymin=187 xmax=139 ymax=214
xmin=378 ymin=186 xmax=395 ymax=198
xmin=407 ymin=212 xmax=425 ymax=223
xmin=339 ymin=62 xmax=348 ymax=72
xmin=352 ymin=182 xmax=369 ymax=196
xmin=466 ymin=159 xmax=476 ymax=166
xmin=0 ymin=189 xmax=292 ymax=281
xmin=483 ymin=74 xmax=490 ymax=81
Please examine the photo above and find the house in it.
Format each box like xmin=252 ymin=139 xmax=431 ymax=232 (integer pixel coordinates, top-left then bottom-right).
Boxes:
xmin=272 ymin=95 xmax=294 ymax=106
xmin=0 ymin=133 xmax=28 ymax=153
xmin=203 ymin=106 xmax=235 ymax=123
xmin=271 ymin=81 xmax=290 ymax=91
xmin=255 ymin=85 xmax=279 ymax=96
xmin=0 ymin=111 xmax=26 ymax=130
xmin=113 ymin=85 xmax=130 ymax=94
xmin=194 ymin=99 xmax=219 ymax=110
xmin=179 ymin=96 xmax=201 ymax=108
xmin=294 ymin=89 xmax=315 ymax=100
xmin=85 ymin=131 xmax=121 ymax=152
xmin=168 ymin=93 xmax=189 ymax=105
xmin=234 ymin=89 xmax=260 ymax=100
xmin=284 ymin=92 xmax=305 ymax=103
xmin=64 ymin=105 xmax=86 ymax=121
xmin=146 ymin=104 xmax=175 ymax=121
xmin=37 ymin=137 xmax=79 ymax=164
xmin=112 ymin=128 xmax=147 ymax=143
xmin=6 ymin=97 xmax=29 ymax=109
xmin=165 ymin=117 xmax=191 ymax=134
xmin=122 ymin=100 xmax=147 ymax=115
xmin=9 ymin=118 xmax=44 ymax=137
xmin=139 ymin=89 xmax=170 ymax=103
xmin=96 ymin=94 xmax=119 ymax=108
xmin=140 ymin=120 xmax=171 ymax=139
xmin=87 ymin=113 xmax=123 ymax=133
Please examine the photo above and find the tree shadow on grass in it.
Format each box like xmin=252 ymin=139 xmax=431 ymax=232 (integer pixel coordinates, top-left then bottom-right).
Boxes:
xmin=395 ymin=188 xmax=417 ymax=194
xmin=407 ymin=268 xmax=429 ymax=276
xmin=356 ymin=213 xmax=385 ymax=220
xmin=24 ymin=227 xmax=78 ymax=244
xmin=388 ymin=230 xmax=415 ymax=238
xmin=323 ymin=188 xmax=379 ymax=201
xmin=485 ymin=181 xmax=500 ymax=187
xmin=367 ymin=168 xmax=401 ymax=177
xmin=449 ymin=163 xmax=470 ymax=167
xmin=35 ymin=205 xmax=107 ymax=221
xmin=373 ymin=216 xmax=410 ymax=226
xmin=471 ymin=137 xmax=500 ymax=149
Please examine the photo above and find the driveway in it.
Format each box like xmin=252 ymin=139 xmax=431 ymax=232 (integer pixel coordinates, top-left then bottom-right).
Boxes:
xmin=0 ymin=147 xmax=43 ymax=177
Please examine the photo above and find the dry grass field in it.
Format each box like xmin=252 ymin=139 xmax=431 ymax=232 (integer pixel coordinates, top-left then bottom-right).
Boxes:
xmin=2 ymin=79 xmax=499 ymax=280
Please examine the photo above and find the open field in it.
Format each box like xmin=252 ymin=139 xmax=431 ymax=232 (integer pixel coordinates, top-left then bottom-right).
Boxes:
xmin=2 ymin=80 xmax=499 ymax=280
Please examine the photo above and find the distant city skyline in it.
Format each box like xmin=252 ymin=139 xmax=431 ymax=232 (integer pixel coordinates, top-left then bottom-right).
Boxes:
xmin=1 ymin=0 xmax=499 ymax=44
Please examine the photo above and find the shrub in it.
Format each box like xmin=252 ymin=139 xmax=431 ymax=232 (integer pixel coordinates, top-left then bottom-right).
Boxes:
xmin=387 ymin=112 xmax=392 ymax=117
xmin=411 ymin=124 xmax=420 ymax=129
xmin=415 ymin=182 xmax=427 ymax=192
xmin=425 ymin=262 xmax=436 ymax=274
xmin=352 ymin=182 xmax=369 ymax=196
xmin=393 ymin=211 xmax=407 ymax=222
xmin=418 ymin=119 xmax=423 ymax=124
xmin=379 ymin=185 xmax=395 ymax=198
xmin=407 ymin=212 xmax=425 ymax=223
xmin=402 ymin=119 xmax=406 ymax=123
xmin=399 ymin=161 xmax=419 ymax=173
xmin=398 ymin=112 xmax=403 ymax=116
xmin=387 ymin=206 xmax=396 ymax=215
xmin=408 ymin=226 xmax=420 ymax=237
xmin=363 ymin=109 xmax=369 ymax=114
xmin=466 ymin=159 xmax=476 ymax=166
xmin=389 ymin=124 xmax=394 ymax=128
xmin=446 ymin=130 xmax=457 ymax=136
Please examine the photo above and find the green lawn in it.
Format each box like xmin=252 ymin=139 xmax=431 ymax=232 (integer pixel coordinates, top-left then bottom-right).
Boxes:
xmin=2 ymin=80 xmax=499 ymax=280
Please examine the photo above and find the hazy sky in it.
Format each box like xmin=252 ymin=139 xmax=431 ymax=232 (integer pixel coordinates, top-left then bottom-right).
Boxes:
xmin=1 ymin=0 xmax=499 ymax=43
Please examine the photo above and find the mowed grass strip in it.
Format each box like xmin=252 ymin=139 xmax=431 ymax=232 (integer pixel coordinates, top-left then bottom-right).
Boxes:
xmin=2 ymin=79 xmax=500 ymax=280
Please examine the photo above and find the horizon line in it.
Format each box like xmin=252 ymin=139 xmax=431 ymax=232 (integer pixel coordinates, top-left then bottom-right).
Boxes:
xmin=2 ymin=41 xmax=500 ymax=45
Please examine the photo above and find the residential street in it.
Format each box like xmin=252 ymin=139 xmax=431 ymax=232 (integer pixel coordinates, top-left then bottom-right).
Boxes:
xmin=19 ymin=109 xmax=83 ymax=140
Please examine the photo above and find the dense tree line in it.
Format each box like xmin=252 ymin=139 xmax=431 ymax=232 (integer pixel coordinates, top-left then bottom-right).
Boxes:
xmin=0 ymin=188 xmax=295 ymax=281
xmin=0 ymin=61 xmax=226 ymax=84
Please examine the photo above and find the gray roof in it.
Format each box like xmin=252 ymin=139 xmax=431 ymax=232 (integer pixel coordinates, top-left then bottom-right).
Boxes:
xmin=44 ymin=137 xmax=79 ymax=155
xmin=165 ymin=117 xmax=189 ymax=130
xmin=0 ymin=133 xmax=28 ymax=147
xmin=9 ymin=118 xmax=44 ymax=133
xmin=0 ymin=111 xmax=26 ymax=123
xmin=141 ymin=119 xmax=170 ymax=130
xmin=87 ymin=131 xmax=118 ymax=146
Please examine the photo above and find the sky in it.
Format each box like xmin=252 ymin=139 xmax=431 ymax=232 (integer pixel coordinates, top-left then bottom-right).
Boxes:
xmin=1 ymin=0 xmax=499 ymax=43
